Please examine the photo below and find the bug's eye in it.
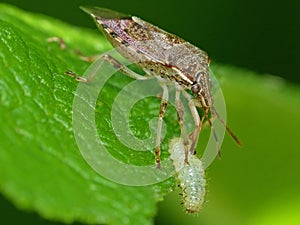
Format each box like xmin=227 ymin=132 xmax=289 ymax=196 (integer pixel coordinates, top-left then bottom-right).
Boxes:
xmin=195 ymin=71 xmax=206 ymax=83
xmin=191 ymin=83 xmax=201 ymax=94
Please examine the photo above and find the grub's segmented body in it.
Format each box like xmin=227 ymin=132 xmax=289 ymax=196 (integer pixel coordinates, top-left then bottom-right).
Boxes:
xmin=169 ymin=138 xmax=206 ymax=213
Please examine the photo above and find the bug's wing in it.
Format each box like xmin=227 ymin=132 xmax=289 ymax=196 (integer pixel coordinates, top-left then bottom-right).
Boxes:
xmin=81 ymin=7 xmax=186 ymax=64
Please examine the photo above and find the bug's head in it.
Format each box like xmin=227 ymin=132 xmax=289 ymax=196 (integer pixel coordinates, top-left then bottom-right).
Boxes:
xmin=191 ymin=69 xmax=213 ymax=108
xmin=190 ymin=56 xmax=242 ymax=149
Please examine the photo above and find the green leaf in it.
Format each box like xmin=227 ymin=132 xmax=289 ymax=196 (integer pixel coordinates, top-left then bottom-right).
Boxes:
xmin=0 ymin=4 xmax=174 ymax=225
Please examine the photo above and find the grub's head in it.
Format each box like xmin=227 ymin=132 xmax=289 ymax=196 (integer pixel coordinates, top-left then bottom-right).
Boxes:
xmin=190 ymin=59 xmax=213 ymax=108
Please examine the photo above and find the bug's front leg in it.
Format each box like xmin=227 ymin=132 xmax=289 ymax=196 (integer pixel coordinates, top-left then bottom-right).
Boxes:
xmin=182 ymin=92 xmax=205 ymax=155
xmin=205 ymin=111 xmax=221 ymax=158
xmin=155 ymin=83 xmax=169 ymax=169
xmin=189 ymin=103 xmax=206 ymax=155
xmin=175 ymin=87 xmax=190 ymax=164
xmin=66 ymin=54 xmax=151 ymax=82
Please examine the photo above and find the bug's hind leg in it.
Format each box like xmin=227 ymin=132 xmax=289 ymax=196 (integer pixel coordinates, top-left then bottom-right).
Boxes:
xmin=175 ymin=87 xmax=190 ymax=165
xmin=47 ymin=37 xmax=98 ymax=62
xmin=155 ymin=83 xmax=169 ymax=169
xmin=47 ymin=37 xmax=152 ymax=81
xmin=66 ymin=54 xmax=152 ymax=82
xmin=47 ymin=37 xmax=67 ymax=50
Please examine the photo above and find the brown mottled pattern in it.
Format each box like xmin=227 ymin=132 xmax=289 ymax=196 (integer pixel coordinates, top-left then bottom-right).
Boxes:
xmin=124 ymin=21 xmax=151 ymax=41
xmin=92 ymin=8 xmax=212 ymax=106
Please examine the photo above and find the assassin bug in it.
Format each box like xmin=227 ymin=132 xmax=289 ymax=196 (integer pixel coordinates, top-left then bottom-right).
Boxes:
xmin=65 ymin=7 xmax=241 ymax=169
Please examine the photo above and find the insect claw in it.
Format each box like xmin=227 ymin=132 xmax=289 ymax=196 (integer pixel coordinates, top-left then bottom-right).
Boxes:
xmin=65 ymin=70 xmax=79 ymax=79
xmin=217 ymin=150 xmax=221 ymax=159
xmin=65 ymin=70 xmax=76 ymax=76
xmin=184 ymin=158 xmax=190 ymax=165
xmin=65 ymin=71 xmax=89 ymax=82
xmin=156 ymin=163 xmax=161 ymax=169
xmin=189 ymin=145 xmax=195 ymax=155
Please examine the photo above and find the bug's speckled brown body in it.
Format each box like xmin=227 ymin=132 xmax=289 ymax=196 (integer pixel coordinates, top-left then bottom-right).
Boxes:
xmin=83 ymin=7 xmax=212 ymax=107
xmin=79 ymin=7 xmax=240 ymax=169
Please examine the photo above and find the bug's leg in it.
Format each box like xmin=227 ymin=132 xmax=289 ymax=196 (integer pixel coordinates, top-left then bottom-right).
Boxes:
xmin=66 ymin=54 xmax=152 ymax=82
xmin=47 ymin=37 xmax=66 ymax=49
xmin=175 ymin=87 xmax=190 ymax=165
xmin=182 ymin=92 xmax=205 ymax=155
xmin=190 ymin=105 xmax=207 ymax=155
xmin=73 ymin=49 xmax=98 ymax=63
xmin=155 ymin=83 xmax=169 ymax=169
xmin=47 ymin=37 xmax=102 ymax=63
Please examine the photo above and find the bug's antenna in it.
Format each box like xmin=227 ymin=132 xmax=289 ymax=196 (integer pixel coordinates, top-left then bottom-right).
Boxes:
xmin=211 ymin=107 xmax=242 ymax=146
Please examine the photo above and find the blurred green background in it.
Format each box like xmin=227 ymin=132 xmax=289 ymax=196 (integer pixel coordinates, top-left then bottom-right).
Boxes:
xmin=1 ymin=0 xmax=299 ymax=225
